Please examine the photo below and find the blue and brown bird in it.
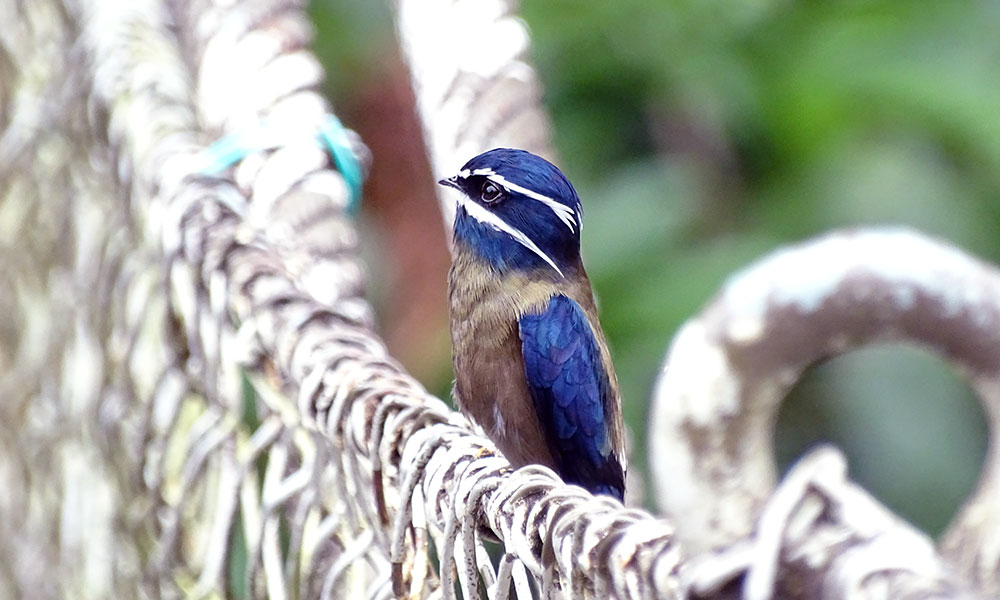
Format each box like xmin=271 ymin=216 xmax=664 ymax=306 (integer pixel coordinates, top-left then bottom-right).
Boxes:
xmin=438 ymin=148 xmax=626 ymax=500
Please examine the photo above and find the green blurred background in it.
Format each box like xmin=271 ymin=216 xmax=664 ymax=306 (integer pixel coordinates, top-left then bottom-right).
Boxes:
xmin=309 ymin=0 xmax=996 ymax=535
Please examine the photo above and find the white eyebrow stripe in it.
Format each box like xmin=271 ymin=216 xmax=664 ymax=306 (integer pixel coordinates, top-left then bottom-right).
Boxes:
xmin=458 ymin=197 xmax=564 ymax=277
xmin=484 ymin=173 xmax=578 ymax=233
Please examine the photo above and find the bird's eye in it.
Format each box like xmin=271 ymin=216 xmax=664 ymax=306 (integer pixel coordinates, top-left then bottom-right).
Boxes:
xmin=480 ymin=181 xmax=503 ymax=204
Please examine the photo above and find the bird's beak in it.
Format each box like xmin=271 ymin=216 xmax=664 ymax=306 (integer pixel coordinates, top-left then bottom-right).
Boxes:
xmin=438 ymin=175 xmax=461 ymax=191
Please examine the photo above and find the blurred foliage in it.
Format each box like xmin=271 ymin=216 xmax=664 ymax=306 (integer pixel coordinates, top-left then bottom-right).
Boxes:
xmin=310 ymin=0 xmax=998 ymax=535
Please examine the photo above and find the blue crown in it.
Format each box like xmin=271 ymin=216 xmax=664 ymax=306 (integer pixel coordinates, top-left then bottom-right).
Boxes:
xmin=440 ymin=148 xmax=584 ymax=276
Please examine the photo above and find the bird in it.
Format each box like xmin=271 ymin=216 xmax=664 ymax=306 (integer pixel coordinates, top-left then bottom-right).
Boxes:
xmin=438 ymin=147 xmax=626 ymax=500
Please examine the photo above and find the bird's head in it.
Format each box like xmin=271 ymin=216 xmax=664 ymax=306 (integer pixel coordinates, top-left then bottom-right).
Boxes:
xmin=439 ymin=148 xmax=583 ymax=277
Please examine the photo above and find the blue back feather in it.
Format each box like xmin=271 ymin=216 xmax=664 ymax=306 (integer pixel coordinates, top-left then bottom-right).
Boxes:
xmin=519 ymin=295 xmax=624 ymax=500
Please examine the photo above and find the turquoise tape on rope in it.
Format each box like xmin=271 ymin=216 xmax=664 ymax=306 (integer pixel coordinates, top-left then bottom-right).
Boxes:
xmin=201 ymin=115 xmax=363 ymax=216
xmin=318 ymin=115 xmax=363 ymax=216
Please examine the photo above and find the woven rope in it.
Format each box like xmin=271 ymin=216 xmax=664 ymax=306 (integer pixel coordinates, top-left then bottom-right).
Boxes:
xmin=652 ymin=228 xmax=1000 ymax=598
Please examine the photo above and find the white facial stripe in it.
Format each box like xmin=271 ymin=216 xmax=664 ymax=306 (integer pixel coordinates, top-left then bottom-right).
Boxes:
xmin=453 ymin=167 xmax=580 ymax=232
xmin=456 ymin=168 xmax=490 ymax=179
xmin=459 ymin=197 xmax=564 ymax=277
xmin=484 ymin=173 xmax=578 ymax=233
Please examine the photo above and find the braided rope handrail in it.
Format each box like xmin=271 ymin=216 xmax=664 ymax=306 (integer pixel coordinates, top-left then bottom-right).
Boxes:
xmin=652 ymin=227 xmax=1000 ymax=597
xmin=394 ymin=0 xmax=556 ymax=229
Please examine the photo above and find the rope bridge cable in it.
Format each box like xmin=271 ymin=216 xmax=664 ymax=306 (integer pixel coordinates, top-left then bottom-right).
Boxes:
xmin=652 ymin=228 xmax=1000 ymax=598
xmin=394 ymin=0 xmax=557 ymax=234
xmin=0 ymin=0 xmax=996 ymax=599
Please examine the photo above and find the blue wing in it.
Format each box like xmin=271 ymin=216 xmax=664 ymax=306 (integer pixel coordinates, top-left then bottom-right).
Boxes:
xmin=519 ymin=295 xmax=624 ymax=500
